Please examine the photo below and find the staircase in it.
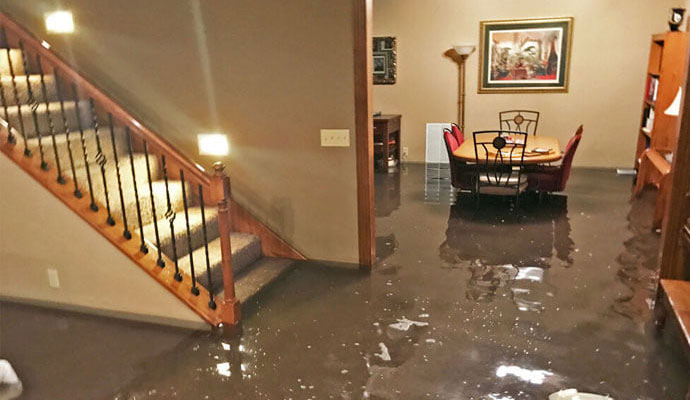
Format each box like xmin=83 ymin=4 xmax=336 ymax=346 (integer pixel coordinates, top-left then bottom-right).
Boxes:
xmin=0 ymin=13 xmax=303 ymax=326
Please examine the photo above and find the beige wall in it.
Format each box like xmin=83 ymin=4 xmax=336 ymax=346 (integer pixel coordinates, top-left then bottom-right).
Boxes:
xmin=0 ymin=155 xmax=207 ymax=329
xmin=0 ymin=0 xmax=360 ymax=263
xmin=373 ymin=0 xmax=680 ymax=167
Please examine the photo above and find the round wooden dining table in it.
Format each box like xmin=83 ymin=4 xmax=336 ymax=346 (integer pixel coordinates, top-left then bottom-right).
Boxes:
xmin=452 ymin=134 xmax=562 ymax=164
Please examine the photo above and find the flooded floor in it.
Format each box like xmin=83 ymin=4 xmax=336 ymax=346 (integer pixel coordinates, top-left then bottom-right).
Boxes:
xmin=1 ymin=165 xmax=688 ymax=399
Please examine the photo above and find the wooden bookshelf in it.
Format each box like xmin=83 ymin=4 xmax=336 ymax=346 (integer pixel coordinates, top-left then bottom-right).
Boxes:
xmin=634 ymin=31 xmax=689 ymax=230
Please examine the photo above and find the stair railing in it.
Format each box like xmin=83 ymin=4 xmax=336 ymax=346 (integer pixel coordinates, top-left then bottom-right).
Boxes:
xmin=0 ymin=12 xmax=239 ymax=326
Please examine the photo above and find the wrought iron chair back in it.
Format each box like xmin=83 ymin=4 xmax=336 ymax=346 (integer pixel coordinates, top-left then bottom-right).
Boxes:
xmin=499 ymin=110 xmax=540 ymax=135
xmin=472 ymin=130 xmax=529 ymax=204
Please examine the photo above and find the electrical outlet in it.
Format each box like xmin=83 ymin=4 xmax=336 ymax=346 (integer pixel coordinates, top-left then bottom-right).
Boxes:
xmin=402 ymin=147 xmax=409 ymax=159
xmin=47 ymin=268 xmax=60 ymax=288
xmin=320 ymin=129 xmax=350 ymax=147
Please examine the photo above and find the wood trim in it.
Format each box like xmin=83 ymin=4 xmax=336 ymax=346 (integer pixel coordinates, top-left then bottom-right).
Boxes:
xmin=353 ymin=0 xmax=375 ymax=268
xmin=229 ymin=199 xmax=306 ymax=260
xmin=659 ymin=42 xmax=690 ymax=280
xmin=0 ymin=12 xmax=210 ymax=188
xmin=0 ymin=128 xmax=224 ymax=326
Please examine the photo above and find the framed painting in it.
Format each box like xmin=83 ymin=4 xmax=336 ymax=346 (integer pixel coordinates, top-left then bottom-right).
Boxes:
xmin=373 ymin=36 xmax=397 ymax=84
xmin=479 ymin=17 xmax=573 ymax=93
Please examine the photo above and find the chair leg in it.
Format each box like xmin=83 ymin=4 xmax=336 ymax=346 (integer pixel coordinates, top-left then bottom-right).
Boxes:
xmin=475 ymin=184 xmax=480 ymax=209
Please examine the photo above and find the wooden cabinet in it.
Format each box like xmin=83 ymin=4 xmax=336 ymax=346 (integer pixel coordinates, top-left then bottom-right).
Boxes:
xmin=373 ymin=114 xmax=401 ymax=171
xmin=634 ymin=32 xmax=689 ymax=230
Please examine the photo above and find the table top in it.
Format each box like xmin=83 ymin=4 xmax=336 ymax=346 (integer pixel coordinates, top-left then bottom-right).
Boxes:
xmin=374 ymin=114 xmax=401 ymax=122
xmin=453 ymin=134 xmax=562 ymax=165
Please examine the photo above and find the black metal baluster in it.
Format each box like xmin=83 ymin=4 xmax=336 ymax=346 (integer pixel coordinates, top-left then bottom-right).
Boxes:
xmin=36 ymin=56 xmax=65 ymax=184
xmin=108 ymin=113 xmax=131 ymax=239
xmin=198 ymin=185 xmax=216 ymax=308
xmin=89 ymin=98 xmax=115 ymax=225
xmin=162 ymin=156 xmax=182 ymax=282
xmin=143 ymin=141 xmax=164 ymax=267
xmin=54 ymin=72 xmax=81 ymax=197
xmin=126 ymin=128 xmax=147 ymax=254
xmin=180 ymin=170 xmax=199 ymax=295
xmin=72 ymin=84 xmax=96 ymax=209
xmin=1 ymin=27 xmax=22 ymax=148
xmin=19 ymin=41 xmax=44 ymax=166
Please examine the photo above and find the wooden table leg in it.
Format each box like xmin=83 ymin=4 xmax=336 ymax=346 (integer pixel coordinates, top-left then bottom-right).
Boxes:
xmin=634 ymin=151 xmax=649 ymax=196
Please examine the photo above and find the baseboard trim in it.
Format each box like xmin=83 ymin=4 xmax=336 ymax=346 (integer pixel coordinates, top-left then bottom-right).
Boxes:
xmin=0 ymin=295 xmax=211 ymax=331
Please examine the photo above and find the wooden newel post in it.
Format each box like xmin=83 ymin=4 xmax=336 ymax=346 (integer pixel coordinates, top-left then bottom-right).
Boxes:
xmin=212 ymin=162 xmax=241 ymax=325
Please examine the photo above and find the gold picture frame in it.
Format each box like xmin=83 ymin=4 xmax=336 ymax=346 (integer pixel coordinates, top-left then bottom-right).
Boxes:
xmin=478 ymin=17 xmax=574 ymax=93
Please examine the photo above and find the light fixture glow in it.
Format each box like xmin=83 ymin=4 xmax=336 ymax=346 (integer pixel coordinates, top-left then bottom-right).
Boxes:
xmin=495 ymin=365 xmax=553 ymax=385
xmin=197 ymin=133 xmax=229 ymax=156
xmin=41 ymin=40 xmax=51 ymax=49
xmin=45 ymin=11 xmax=74 ymax=34
xmin=453 ymin=44 xmax=476 ymax=56
xmin=664 ymin=86 xmax=683 ymax=117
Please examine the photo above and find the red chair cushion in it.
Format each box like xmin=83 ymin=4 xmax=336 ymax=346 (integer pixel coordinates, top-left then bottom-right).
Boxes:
xmin=558 ymin=133 xmax=581 ymax=190
xmin=444 ymin=129 xmax=459 ymax=152
xmin=450 ymin=123 xmax=464 ymax=145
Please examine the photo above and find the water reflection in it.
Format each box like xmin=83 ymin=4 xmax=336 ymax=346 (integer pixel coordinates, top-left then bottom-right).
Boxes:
xmin=423 ymin=164 xmax=458 ymax=205
xmin=440 ymin=194 xmax=571 ymax=314
xmin=612 ymin=189 xmax=660 ymax=322
xmin=441 ymin=194 xmax=573 ymax=268
xmin=375 ymin=170 xmax=401 ymax=217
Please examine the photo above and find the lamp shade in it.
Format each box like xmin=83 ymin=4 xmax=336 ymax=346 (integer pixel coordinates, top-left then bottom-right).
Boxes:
xmin=454 ymin=45 xmax=476 ymax=56
xmin=664 ymin=86 xmax=682 ymax=117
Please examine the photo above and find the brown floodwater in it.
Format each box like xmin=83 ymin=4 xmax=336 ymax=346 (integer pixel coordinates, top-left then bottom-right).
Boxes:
xmin=1 ymin=165 xmax=688 ymax=399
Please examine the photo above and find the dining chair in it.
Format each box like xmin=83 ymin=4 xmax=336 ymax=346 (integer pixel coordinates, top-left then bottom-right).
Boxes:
xmin=499 ymin=110 xmax=540 ymax=135
xmin=450 ymin=123 xmax=465 ymax=145
xmin=473 ymin=130 xmax=529 ymax=206
xmin=526 ymin=125 xmax=583 ymax=193
xmin=443 ymin=128 xmax=474 ymax=190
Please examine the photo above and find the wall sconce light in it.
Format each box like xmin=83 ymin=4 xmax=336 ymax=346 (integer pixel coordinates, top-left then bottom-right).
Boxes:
xmin=664 ymin=86 xmax=682 ymax=116
xmin=45 ymin=11 xmax=74 ymax=34
xmin=452 ymin=44 xmax=476 ymax=133
xmin=197 ymin=133 xmax=229 ymax=156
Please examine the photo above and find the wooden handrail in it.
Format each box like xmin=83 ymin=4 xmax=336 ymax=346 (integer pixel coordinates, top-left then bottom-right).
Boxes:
xmin=0 ymin=12 xmax=210 ymax=188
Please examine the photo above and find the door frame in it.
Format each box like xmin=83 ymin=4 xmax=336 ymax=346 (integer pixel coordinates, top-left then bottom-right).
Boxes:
xmin=354 ymin=0 xmax=375 ymax=269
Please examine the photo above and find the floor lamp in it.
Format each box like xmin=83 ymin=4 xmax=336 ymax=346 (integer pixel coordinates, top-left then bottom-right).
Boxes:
xmin=452 ymin=45 xmax=476 ymax=133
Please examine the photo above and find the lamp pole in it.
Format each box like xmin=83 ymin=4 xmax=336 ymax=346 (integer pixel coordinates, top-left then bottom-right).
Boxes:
xmin=458 ymin=54 xmax=469 ymax=133
xmin=450 ymin=45 xmax=475 ymax=133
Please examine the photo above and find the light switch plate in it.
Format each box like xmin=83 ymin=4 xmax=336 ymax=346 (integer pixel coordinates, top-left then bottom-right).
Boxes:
xmin=47 ymin=268 xmax=60 ymax=288
xmin=320 ymin=129 xmax=350 ymax=147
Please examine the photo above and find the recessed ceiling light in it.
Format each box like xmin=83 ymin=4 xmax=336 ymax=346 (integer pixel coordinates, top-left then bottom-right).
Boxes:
xmin=45 ymin=11 xmax=74 ymax=34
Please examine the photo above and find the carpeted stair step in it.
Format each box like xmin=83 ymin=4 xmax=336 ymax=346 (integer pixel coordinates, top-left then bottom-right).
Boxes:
xmin=25 ymin=127 xmax=128 ymax=170
xmin=5 ymin=100 xmax=92 ymax=138
xmin=0 ymin=49 xmax=26 ymax=76
xmin=1 ymin=74 xmax=58 ymax=106
xmin=89 ymin=177 xmax=186 ymax=229
xmin=69 ymin=153 xmax=160 ymax=197
xmin=177 ymin=232 xmax=262 ymax=294
xmin=142 ymin=206 xmax=219 ymax=261
xmin=221 ymin=257 xmax=297 ymax=303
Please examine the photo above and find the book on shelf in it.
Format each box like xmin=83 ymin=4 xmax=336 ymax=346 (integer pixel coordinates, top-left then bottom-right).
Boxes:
xmin=642 ymin=106 xmax=655 ymax=131
xmin=646 ymin=76 xmax=659 ymax=102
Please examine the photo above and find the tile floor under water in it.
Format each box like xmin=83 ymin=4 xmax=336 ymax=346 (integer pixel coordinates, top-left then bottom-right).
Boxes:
xmin=1 ymin=165 xmax=688 ymax=399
